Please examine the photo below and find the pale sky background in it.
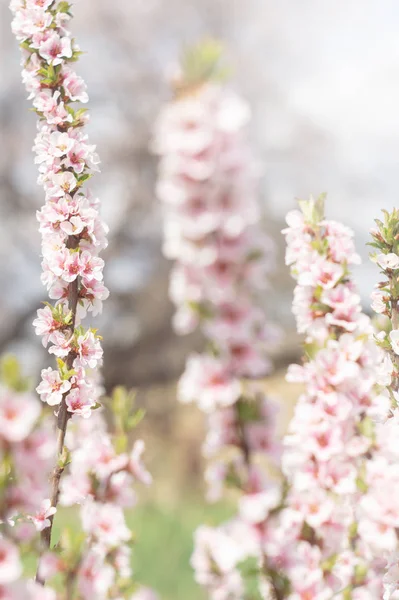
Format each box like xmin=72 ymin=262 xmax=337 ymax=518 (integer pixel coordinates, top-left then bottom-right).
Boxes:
xmin=1 ymin=0 xmax=399 ymax=372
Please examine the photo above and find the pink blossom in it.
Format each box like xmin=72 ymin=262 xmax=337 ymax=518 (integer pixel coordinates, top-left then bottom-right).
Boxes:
xmin=50 ymin=171 xmax=77 ymax=196
xmin=298 ymin=254 xmax=344 ymax=289
xmin=32 ymin=89 xmax=60 ymax=113
xmin=65 ymin=387 xmax=94 ymax=418
xmin=38 ymin=32 xmax=72 ymax=65
xmin=64 ymin=142 xmax=89 ymax=173
xmin=0 ymin=387 xmax=40 ymax=443
xmin=81 ymin=501 xmax=131 ymax=547
xmin=383 ymin=553 xmax=399 ymax=600
xmin=389 ymin=329 xmax=399 ymax=355
xmin=28 ymin=499 xmax=57 ymax=532
xmin=26 ymin=580 xmax=58 ymax=600
xmin=62 ymin=68 xmax=89 ymax=103
xmin=48 ymin=131 xmax=75 ymax=157
xmin=32 ymin=305 xmax=62 ymax=346
xmin=371 ymin=288 xmax=389 ymax=314
xmin=239 ymin=487 xmax=280 ymax=524
xmin=59 ymin=471 xmax=91 ymax=506
xmin=37 ymin=552 xmax=64 ymax=581
xmin=77 ymin=550 xmax=115 ymax=600
xmin=75 ymin=331 xmax=103 ymax=368
xmin=63 ymin=251 xmax=81 ymax=282
xmin=79 ymin=250 xmax=104 ymax=282
xmin=178 ymin=353 xmax=241 ymax=412
xmin=26 ymin=0 xmax=53 ymax=8
xmin=36 ymin=367 xmax=71 ymax=406
xmin=48 ymin=330 xmax=72 ymax=358
xmin=0 ymin=539 xmax=22 ymax=585
xmin=11 ymin=7 xmax=53 ymax=40
xmin=191 ymin=520 xmax=258 ymax=597
xmin=376 ymin=252 xmax=399 ymax=270
xmin=128 ymin=440 xmax=152 ymax=485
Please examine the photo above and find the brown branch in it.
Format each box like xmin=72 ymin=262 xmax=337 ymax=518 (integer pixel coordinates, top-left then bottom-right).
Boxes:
xmin=36 ymin=237 xmax=80 ymax=584
xmin=236 ymin=401 xmax=251 ymax=471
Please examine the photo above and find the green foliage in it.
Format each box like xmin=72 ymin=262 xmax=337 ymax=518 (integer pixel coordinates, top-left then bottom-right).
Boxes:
xmin=246 ymin=248 xmax=265 ymax=263
xmin=64 ymin=105 xmax=88 ymax=128
xmin=298 ymin=193 xmax=326 ymax=226
xmin=355 ymin=462 xmax=368 ymax=493
xmin=239 ymin=557 xmax=263 ymax=599
xmin=56 ymin=357 xmax=76 ymax=381
xmin=57 ymin=1 xmax=73 ymax=16
xmin=187 ymin=300 xmax=214 ymax=320
xmin=177 ymin=39 xmax=230 ymax=93
xmin=236 ymin=397 xmax=262 ymax=423
xmin=44 ymin=301 xmax=73 ymax=326
xmin=76 ymin=172 xmax=93 ymax=187
xmin=321 ymin=553 xmax=337 ymax=574
xmin=106 ymin=386 xmax=145 ymax=453
xmin=0 ymin=355 xmax=30 ymax=392
xmin=370 ymin=208 xmax=399 ymax=252
xmin=357 ymin=415 xmax=374 ymax=440
xmin=36 ymin=63 xmax=62 ymax=87
xmin=127 ymin=501 xmax=233 ymax=600
xmin=57 ymin=446 xmax=72 ymax=470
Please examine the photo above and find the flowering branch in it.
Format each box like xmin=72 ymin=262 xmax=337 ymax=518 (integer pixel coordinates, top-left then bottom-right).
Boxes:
xmin=281 ymin=196 xmax=395 ymax=597
xmin=0 ymin=354 xmax=56 ymax=598
xmin=370 ymin=209 xmax=399 ymax=393
xmin=39 ymin=388 xmax=154 ymax=599
xmin=10 ymin=0 xmax=109 ymax=564
xmin=154 ymin=41 xmax=286 ymax=599
xmin=369 ymin=209 xmax=399 ymax=598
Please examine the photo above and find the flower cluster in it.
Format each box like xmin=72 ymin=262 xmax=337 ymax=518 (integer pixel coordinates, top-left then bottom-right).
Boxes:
xmin=0 ymin=354 xmax=156 ymax=599
xmin=35 ymin=387 xmax=155 ymax=599
xmin=278 ymin=197 xmax=394 ymax=597
xmin=0 ymin=356 xmax=57 ymax=600
xmin=369 ymin=208 xmax=399 ymax=600
xmin=10 ymin=0 xmax=109 ymax=423
xmin=154 ymin=44 xmax=285 ymax=599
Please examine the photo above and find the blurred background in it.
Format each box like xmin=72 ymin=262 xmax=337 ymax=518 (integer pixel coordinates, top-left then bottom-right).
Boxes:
xmin=2 ymin=1 xmax=399 ymax=597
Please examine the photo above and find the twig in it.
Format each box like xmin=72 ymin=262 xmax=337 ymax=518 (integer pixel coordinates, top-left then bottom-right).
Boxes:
xmin=36 ymin=239 xmax=79 ymax=583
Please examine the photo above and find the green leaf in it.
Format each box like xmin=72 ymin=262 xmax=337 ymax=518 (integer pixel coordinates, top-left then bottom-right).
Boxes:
xmin=58 ymin=446 xmax=71 ymax=469
xmin=298 ymin=193 xmax=325 ymax=226
xmin=76 ymin=172 xmax=93 ymax=187
xmin=236 ymin=398 xmax=261 ymax=423
xmin=356 ymin=476 xmax=368 ymax=493
xmin=321 ymin=553 xmax=338 ymax=574
xmin=187 ymin=300 xmax=214 ymax=320
xmin=246 ymin=249 xmax=264 ymax=262
xmin=177 ymin=39 xmax=230 ymax=92
xmin=114 ymin=433 xmax=128 ymax=454
xmin=358 ymin=415 xmax=375 ymax=439
xmin=127 ymin=408 xmax=145 ymax=430
xmin=342 ymin=588 xmax=352 ymax=600
xmin=57 ymin=1 xmax=72 ymax=14
xmin=20 ymin=40 xmax=34 ymax=53
xmin=354 ymin=563 xmax=367 ymax=586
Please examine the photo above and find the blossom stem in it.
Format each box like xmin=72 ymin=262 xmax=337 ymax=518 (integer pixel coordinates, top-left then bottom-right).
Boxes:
xmin=236 ymin=401 xmax=251 ymax=470
xmin=37 ymin=244 xmax=79 ymax=578
xmin=264 ymin=563 xmax=284 ymax=600
xmin=389 ymin=277 xmax=399 ymax=393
